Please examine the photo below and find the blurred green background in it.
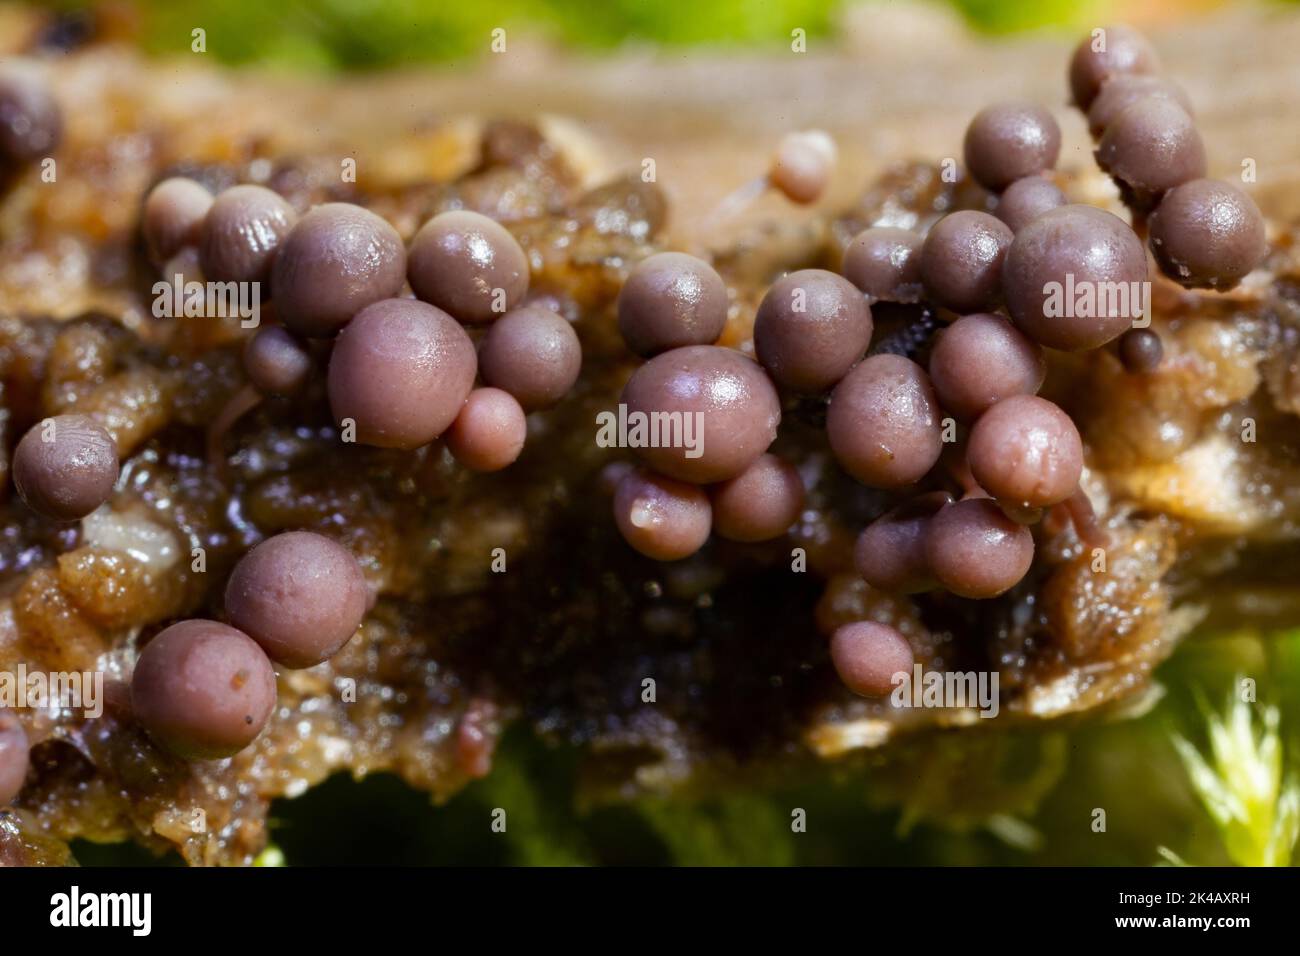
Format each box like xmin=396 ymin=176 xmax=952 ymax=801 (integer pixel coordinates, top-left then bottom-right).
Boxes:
xmin=23 ymin=0 xmax=1299 ymax=865
xmin=36 ymin=0 xmax=1256 ymax=70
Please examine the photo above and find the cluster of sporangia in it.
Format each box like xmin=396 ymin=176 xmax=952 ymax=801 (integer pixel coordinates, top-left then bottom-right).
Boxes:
xmin=606 ymin=25 xmax=1268 ymax=701
xmin=0 ymin=61 xmax=589 ymax=792
xmin=0 ymin=24 xmax=1274 ymax=799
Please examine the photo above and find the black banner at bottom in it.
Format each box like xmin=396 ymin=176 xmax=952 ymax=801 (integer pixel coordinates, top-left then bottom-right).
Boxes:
xmin=0 ymin=864 xmax=1284 ymax=942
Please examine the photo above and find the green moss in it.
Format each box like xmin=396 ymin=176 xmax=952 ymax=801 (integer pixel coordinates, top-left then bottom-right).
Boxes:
xmin=948 ymin=0 xmax=1107 ymax=34
xmin=41 ymin=0 xmax=1163 ymax=70
xmin=636 ymin=793 xmax=798 ymax=866
xmin=48 ymin=0 xmax=837 ymax=69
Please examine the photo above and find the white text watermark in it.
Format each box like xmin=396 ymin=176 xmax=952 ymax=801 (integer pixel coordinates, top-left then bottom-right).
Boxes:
xmin=1 ymin=665 xmax=104 ymax=718
xmin=595 ymin=404 xmax=704 ymax=459
xmin=151 ymin=274 xmax=261 ymax=328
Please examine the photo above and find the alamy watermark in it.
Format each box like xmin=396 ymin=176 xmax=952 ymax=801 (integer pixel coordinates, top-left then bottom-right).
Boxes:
xmin=595 ymin=404 xmax=704 ymax=458
xmin=50 ymin=886 xmax=151 ymax=936
xmin=1042 ymin=273 xmax=1150 ymax=326
xmin=151 ymin=274 xmax=261 ymax=328
xmin=890 ymin=665 xmax=999 ymax=718
xmin=0 ymin=664 xmax=104 ymax=718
